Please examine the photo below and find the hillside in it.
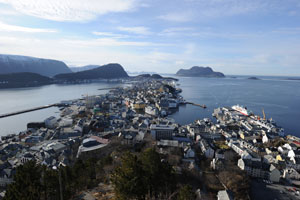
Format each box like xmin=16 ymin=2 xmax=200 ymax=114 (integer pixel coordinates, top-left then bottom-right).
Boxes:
xmin=0 ymin=54 xmax=71 ymax=77
xmin=54 ymin=63 xmax=129 ymax=81
xmin=176 ymin=66 xmax=225 ymax=77
xmin=0 ymin=72 xmax=52 ymax=88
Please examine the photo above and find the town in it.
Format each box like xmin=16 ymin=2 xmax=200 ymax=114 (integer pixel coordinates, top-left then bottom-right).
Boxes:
xmin=0 ymin=78 xmax=300 ymax=200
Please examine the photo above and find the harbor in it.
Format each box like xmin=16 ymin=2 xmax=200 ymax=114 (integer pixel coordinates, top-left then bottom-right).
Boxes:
xmin=0 ymin=77 xmax=299 ymax=199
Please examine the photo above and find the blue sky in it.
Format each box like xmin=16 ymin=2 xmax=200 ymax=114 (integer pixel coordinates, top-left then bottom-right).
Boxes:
xmin=0 ymin=0 xmax=300 ymax=75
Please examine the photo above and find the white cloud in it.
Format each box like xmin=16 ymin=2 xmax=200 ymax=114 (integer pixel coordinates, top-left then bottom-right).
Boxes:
xmin=175 ymin=60 xmax=185 ymax=65
xmin=0 ymin=21 xmax=57 ymax=33
xmin=64 ymin=37 xmax=158 ymax=47
xmin=0 ymin=0 xmax=137 ymax=22
xmin=158 ymin=13 xmax=194 ymax=22
xmin=117 ymin=26 xmax=152 ymax=35
xmin=159 ymin=27 xmax=194 ymax=36
xmin=92 ymin=31 xmax=128 ymax=39
xmin=0 ymin=7 xmax=19 ymax=15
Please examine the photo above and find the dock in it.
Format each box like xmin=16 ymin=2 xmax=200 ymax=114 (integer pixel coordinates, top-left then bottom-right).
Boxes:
xmin=98 ymin=87 xmax=119 ymax=91
xmin=186 ymin=102 xmax=207 ymax=109
xmin=0 ymin=104 xmax=59 ymax=119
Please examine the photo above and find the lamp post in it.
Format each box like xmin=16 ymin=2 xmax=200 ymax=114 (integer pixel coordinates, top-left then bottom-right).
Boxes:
xmin=53 ymin=166 xmax=63 ymax=200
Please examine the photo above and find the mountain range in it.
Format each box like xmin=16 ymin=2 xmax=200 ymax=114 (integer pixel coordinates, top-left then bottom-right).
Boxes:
xmin=0 ymin=54 xmax=71 ymax=77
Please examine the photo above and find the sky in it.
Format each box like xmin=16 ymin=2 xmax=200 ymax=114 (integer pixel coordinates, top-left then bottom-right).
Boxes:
xmin=0 ymin=0 xmax=300 ymax=75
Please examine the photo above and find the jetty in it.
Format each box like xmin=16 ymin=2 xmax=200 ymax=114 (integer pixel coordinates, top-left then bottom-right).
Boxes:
xmin=186 ymin=102 xmax=207 ymax=109
xmin=98 ymin=87 xmax=120 ymax=91
xmin=0 ymin=104 xmax=59 ymax=119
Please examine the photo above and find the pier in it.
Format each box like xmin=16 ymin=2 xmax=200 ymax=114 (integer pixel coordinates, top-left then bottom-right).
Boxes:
xmin=0 ymin=104 xmax=59 ymax=119
xmin=98 ymin=87 xmax=119 ymax=91
xmin=186 ymin=102 xmax=207 ymax=109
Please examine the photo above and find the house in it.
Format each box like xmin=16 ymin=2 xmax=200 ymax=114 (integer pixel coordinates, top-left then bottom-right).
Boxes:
xmin=283 ymin=167 xmax=300 ymax=180
xmin=133 ymin=101 xmax=146 ymax=110
xmin=211 ymin=158 xmax=225 ymax=171
xmin=199 ymin=139 xmax=214 ymax=158
xmin=120 ymin=131 xmax=137 ymax=146
xmin=58 ymin=128 xmax=81 ymax=139
xmin=44 ymin=142 xmax=67 ymax=155
xmin=0 ymin=168 xmax=14 ymax=187
xmin=25 ymin=135 xmax=43 ymax=146
xmin=228 ymin=140 xmax=252 ymax=159
xmin=238 ymin=159 xmax=281 ymax=182
xmin=21 ymin=153 xmax=35 ymax=164
xmin=262 ymin=135 xmax=269 ymax=143
xmin=59 ymin=117 xmax=73 ymax=127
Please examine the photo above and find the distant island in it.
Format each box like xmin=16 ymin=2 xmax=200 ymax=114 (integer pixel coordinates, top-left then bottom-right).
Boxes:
xmin=248 ymin=77 xmax=260 ymax=80
xmin=285 ymin=78 xmax=300 ymax=81
xmin=176 ymin=66 xmax=225 ymax=77
xmin=134 ymin=73 xmax=178 ymax=81
xmin=0 ymin=54 xmax=71 ymax=77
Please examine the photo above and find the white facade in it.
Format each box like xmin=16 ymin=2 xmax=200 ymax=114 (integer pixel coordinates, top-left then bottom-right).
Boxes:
xmin=44 ymin=116 xmax=58 ymax=129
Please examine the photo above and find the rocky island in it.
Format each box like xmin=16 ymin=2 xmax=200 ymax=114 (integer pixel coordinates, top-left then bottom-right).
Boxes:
xmin=176 ymin=66 xmax=225 ymax=77
xmin=248 ymin=77 xmax=260 ymax=80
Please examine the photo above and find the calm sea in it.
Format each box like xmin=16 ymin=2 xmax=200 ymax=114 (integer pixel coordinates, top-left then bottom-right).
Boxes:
xmin=170 ymin=76 xmax=300 ymax=136
xmin=0 ymin=76 xmax=299 ymax=136
xmin=0 ymin=83 xmax=124 ymax=136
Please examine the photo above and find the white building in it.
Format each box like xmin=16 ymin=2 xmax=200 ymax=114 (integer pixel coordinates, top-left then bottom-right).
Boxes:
xmin=217 ymin=190 xmax=233 ymax=200
xmin=44 ymin=116 xmax=58 ymax=129
xmin=238 ymin=158 xmax=280 ymax=182
xmin=199 ymin=139 xmax=214 ymax=158
xmin=150 ymin=124 xmax=175 ymax=140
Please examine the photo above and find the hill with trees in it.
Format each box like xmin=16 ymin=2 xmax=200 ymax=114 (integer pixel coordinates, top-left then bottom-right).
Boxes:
xmin=0 ymin=72 xmax=52 ymax=88
xmin=54 ymin=63 xmax=129 ymax=81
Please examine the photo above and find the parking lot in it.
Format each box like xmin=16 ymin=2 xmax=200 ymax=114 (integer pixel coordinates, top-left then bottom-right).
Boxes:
xmin=251 ymin=179 xmax=300 ymax=200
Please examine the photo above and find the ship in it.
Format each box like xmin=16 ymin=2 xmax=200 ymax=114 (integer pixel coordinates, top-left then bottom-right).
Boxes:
xmin=231 ymin=105 xmax=250 ymax=116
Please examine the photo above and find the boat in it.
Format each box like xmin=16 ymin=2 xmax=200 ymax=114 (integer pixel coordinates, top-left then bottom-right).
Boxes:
xmin=231 ymin=105 xmax=250 ymax=116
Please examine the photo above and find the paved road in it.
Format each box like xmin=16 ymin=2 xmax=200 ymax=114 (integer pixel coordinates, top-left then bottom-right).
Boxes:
xmin=251 ymin=179 xmax=300 ymax=200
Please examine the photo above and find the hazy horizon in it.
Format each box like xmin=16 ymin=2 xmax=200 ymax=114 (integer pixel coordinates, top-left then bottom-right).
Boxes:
xmin=0 ymin=0 xmax=300 ymax=76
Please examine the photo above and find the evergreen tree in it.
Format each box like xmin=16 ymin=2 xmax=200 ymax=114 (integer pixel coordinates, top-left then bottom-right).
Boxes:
xmin=4 ymin=161 xmax=43 ymax=200
xmin=111 ymin=152 xmax=147 ymax=200
xmin=140 ymin=148 xmax=176 ymax=198
xmin=177 ymin=185 xmax=194 ymax=200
